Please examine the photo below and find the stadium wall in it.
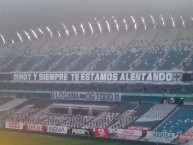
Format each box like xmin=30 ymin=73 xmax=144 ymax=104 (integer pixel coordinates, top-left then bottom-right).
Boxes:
xmin=0 ymin=128 xmax=174 ymax=145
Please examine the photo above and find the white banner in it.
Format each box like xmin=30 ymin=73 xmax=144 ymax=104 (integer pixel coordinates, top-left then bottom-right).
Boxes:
xmin=147 ymin=131 xmax=176 ymax=143
xmin=52 ymin=92 xmax=121 ymax=102
xmin=10 ymin=71 xmax=182 ymax=83
xmin=71 ymin=128 xmax=92 ymax=135
xmin=47 ymin=126 xmax=67 ymax=134
xmin=5 ymin=122 xmax=23 ymax=130
xmin=117 ymin=129 xmax=142 ymax=140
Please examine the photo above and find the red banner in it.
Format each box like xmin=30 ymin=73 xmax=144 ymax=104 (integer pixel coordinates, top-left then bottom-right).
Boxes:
xmin=95 ymin=128 xmax=109 ymax=138
xmin=179 ymin=134 xmax=193 ymax=142
xmin=24 ymin=124 xmax=47 ymax=132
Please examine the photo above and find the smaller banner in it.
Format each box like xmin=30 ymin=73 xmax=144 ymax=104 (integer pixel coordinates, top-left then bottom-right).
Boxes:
xmin=94 ymin=128 xmax=109 ymax=138
xmin=52 ymin=92 xmax=121 ymax=102
xmin=47 ymin=126 xmax=67 ymax=134
xmin=128 ymin=126 xmax=151 ymax=131
xmin=23 ymin=124 xmax=47 ymax=132
xmin=179 ymin=134 xmax=193 ymax=143
xmin=116 ymin=129 xmax=142 ymax=140
xmin=147 ymin=131 xmax=175 ymax=143
xmin=71 ymin=128 xmax=92 ymax=136
xmin=5 ymin=122 xmax=23 ymax=130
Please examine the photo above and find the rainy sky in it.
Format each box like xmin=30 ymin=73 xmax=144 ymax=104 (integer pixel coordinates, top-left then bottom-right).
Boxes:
xmin=0 ymin=0 xmax=192 ymax=39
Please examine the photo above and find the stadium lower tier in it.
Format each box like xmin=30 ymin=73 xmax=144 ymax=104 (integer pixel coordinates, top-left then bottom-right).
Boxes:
xmin=0 ymin=97 xmax=192 ymax=144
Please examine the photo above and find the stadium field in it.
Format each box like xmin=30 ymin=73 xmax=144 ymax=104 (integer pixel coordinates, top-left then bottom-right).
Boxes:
xmin=0 ymin=130 xmax=143 ymax=145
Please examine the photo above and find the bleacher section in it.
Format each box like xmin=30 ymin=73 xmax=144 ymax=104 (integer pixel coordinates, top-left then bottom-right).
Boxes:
xmin=156 ymin=105 xmax=193 ymax=136
xmin=0 ymin=98 xmax=13 ymax=106
xmin=109 ymin=103 xmax=153 ymax=129
xmin=0 ymin=97 xmax=192 ymax=144
xmin=5 ymin=100 xmax=52 ymax=123
xmin=128 ymin=104 xmax=177 ymax=130
xmin=0 ymin=98 xmax=27 ymax=112
xmin=82 ymin=104 xmax=137 ymax=129
xmin=146 ymin=105 xmax=193 ymax=143
xmin=0 ymin=29 xmax=193 ymax=72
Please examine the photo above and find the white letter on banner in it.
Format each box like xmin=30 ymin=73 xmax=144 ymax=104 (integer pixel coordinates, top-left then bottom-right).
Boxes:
xmin=18 ymin=74 xmax=22 ymax=80
xmin=135 ymin=73 xmax=141 ymax=81
xmin=59 ymin=74 xmax=63 ymax=81
xmin=146 ymin=73 xmax=153 ymax=81
xmin=46 ymin=74 xmax=50 ymax=81
xmin=159 ymin=73 xmax=165 ymax=81
xmin=24 ymin=74 xmax=29 ymax=80
xmin=38 ymin=74 xmax=41 ymax=80
xmin=75 ymin=74 xmax=79 ymax=81
xmin=94 ymin=73 xmax=100 ymax=81
xmin=71 ymin=74 xmax=75 ymax=81
xmin=113 ymin=73 xmax=118 ymax=81
xmin=89 ymin=73 xmax=94 ymax=80
xmin=125 ymin=73 xmax=131 ymax=81
xmin=55 ymin=74 xmax=60 ymax=80
xmin=81 ymin=73 xmax=85 ymax=81
xmin=141 ymin=73 xmax=146 ymax=81
xmin=100 ymin=73 xmax=107 ymax=81
xmin=120 ymin=73 xmax=125 ymax=81
xmin=13 ymin=74 xmax=19 ymax=80
xmin=107 ymin=74 xmax=113 ymax=81
xmin=18 ymin=74 xmax=25 ymax=80
xmin=39 ymin=74 xmax=44 ymax=81
xmin=131 ymin=73 xmax=136 ymax=81
xmin=27 ymin=74 xmax=31 ymax=80
xmin=49 ymin=74 xmax=55 ymax=81
xmin=166 ymin=73 xmax=172 ymax=81
xmin=153 ymin=73 xmax=159 ymax=81
xmin=85 ymin=73 xmax=91 ymax=81
xmin=33 ymin=74 xmax=37 ymax=80
xmin=64 ymin=74 xmax=68 ymax=81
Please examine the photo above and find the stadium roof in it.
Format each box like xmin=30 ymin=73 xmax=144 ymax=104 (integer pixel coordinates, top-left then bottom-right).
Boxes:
xmin=0 ymin=0 xmax=192 ymax=43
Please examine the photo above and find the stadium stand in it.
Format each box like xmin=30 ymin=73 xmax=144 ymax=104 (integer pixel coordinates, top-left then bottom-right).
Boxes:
xmin=81 ymin=103 xmax=137 ymax=129
xmin=5 ymin=100 xmax=52 ymax=123
xmin=0 ymin=98 xmax=27 ymax=112
xmin=0 ymin=13 xmax=193 ymax=145
xmin=0 ymin=29 xmax=193 ymax=72
xmin=109 ymin=103 xmax=153 ymax=129
xmin=128 ymin=104 xmax=177 ymax=130
xmin=0 ymin=96 xmax=192 ymax=145
xmin=156 ymin=105 xmax=193 ymax=136
xmin=0 ymin=97 xmax=13 ymax=106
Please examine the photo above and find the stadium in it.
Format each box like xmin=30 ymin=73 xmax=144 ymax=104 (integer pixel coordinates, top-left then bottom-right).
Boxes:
xmin=0 ymin=0 xmax=193 ymax=145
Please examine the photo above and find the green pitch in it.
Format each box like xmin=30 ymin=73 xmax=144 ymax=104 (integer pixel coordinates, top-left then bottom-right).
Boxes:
xmin=0 ymin=130 xmax=143 ymax=145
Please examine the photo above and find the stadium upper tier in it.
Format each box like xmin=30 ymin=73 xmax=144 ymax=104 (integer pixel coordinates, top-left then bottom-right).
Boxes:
xmin=0 ymin=29 xmax=193 ymax=72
